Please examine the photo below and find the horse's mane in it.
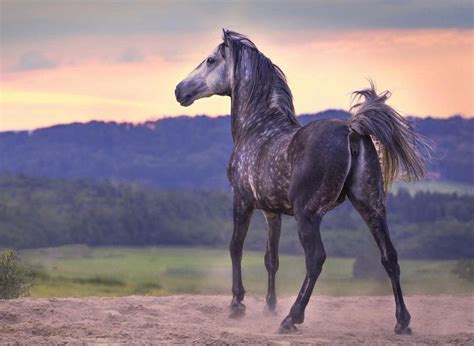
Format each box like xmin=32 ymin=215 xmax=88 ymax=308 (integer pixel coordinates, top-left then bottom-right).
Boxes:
xmin=223 ymin=30 xmax=299 ymax=126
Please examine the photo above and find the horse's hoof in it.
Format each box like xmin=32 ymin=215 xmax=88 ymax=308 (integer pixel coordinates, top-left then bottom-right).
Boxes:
xmin=279 ymin=316 xmax=297 ymax=334
xmin=263 ymin=305 xmax=278 ymax=316
xmin=394 ymin=324 xmax=412 ymax=335
xmin=229 ymin=302 xmax=246 ymax=319
xmin=278 ymin=322 xmax=297 ymax=334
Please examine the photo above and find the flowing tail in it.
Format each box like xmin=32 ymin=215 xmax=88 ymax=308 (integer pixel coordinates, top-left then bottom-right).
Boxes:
xmin=348 ymin=82 xmax=431 ymax=193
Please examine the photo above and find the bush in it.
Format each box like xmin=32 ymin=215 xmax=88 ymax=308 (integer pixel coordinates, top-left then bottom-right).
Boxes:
xmin=0 ymin=249 xmax=33 ymax=299
xmin=453 ymin=259 xmax=474 ymax=282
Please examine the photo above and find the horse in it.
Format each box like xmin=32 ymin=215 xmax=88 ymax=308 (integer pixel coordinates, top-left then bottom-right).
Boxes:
xmin=175 ymin=29 xmax=429 ymax=334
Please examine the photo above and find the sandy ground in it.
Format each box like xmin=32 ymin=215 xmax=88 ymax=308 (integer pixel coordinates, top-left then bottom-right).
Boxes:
xmin=0 ymin=295 xmax=472 ymax=344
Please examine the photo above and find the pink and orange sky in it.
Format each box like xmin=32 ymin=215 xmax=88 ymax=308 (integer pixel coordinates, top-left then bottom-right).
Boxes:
xmin=1 ymin=1 xmax=473 ymax=131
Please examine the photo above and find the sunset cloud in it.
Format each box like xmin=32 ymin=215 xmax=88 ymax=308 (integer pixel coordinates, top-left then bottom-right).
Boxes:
xmin=11 ymin=51 xmax=57 ymax=71
xmin=1 ymin=90 xmax=150 ymax=107
xmin=0 ymin=1 xmax=472 ymax=131
xmin=1 ymin=1 xmax=471 ymax=43
xmin=117 ymin=48 xmax=145 ymax=63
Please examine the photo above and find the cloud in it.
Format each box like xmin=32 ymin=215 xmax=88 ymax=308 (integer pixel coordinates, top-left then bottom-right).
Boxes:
xmin=11 ymin=51 xmax=57 ymax=71
xmin=1 ymin=1 xmax=472 ymax=43
xmin=1 ymin=90 xmax=150 ymax=107
xmin=117 ymin=48 xmax=144 ymax=63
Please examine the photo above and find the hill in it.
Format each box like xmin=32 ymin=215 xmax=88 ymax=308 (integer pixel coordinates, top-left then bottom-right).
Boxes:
xmin=0 ymin=111 xmax=472 ymax=189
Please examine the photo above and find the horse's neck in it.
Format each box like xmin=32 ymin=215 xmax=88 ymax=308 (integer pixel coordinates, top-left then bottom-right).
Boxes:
xmin=230 ymin=80 xmax=299 ymax=143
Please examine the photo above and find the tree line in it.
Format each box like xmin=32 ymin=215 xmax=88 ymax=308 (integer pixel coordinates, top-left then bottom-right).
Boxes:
xmin=0 ymin=174 xmax=472 ymax=259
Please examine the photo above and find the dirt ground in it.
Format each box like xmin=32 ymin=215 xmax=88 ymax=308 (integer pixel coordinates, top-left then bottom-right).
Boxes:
xmin=0 ymin=295 xmax=472 ymax=344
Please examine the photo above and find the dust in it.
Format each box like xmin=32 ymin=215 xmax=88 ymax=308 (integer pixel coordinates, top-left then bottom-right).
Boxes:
xmin=0 ymin=295 xmax=472 ymax=344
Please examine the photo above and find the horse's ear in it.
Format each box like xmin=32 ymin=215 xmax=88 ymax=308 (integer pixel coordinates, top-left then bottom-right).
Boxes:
xmin=222 ymin=28 xmax=229 ymax=46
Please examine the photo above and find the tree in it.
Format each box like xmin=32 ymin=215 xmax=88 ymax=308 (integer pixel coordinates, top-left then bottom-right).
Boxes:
xmin=0 ymin=249 xmax=32 ymax=299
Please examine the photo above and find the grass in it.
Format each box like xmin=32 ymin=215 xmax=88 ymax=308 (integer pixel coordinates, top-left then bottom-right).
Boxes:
xmin=19 ymin=245 xmax=474 ymax=298
xmin=392 ymin=180 xmax=474 ymax=196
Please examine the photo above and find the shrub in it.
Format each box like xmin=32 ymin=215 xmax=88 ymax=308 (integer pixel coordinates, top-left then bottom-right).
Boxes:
xmin=0 ymin=249 xmax=33 ymax=299
xmin=71 ymin=276 xmax=126 ymax=286
xmin=453 ymin=259 xmax=474 ymax=282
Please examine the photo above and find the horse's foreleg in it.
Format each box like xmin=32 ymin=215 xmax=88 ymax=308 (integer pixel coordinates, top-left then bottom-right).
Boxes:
xmin=263 ymin=211 xmax=281 ymax=313
xmin=279 ymin=211 xmax=325 ymax=333
xmin=229 ymin=194 xmax=254 ymax=319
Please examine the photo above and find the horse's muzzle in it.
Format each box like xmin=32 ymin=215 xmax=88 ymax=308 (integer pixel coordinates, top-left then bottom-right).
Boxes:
xmin=175 ymin=82 xmax=194 ymax=107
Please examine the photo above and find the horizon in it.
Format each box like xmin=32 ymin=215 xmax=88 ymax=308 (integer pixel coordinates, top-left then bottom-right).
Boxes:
xmin=1 ymin=1 xmax=473 ymax=131
xmin=1 ymin=110 xmax=471 ymax=133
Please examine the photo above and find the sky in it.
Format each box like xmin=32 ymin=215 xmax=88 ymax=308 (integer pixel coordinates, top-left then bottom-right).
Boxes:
xmin=0 ymin=0 xmax=473 ymax=131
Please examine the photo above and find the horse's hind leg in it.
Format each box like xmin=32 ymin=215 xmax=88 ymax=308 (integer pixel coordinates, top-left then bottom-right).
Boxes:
xmin=347 ymin=138 xmax=411 ymax=334
xmin=263 ymin=211 xmax=281 ymax=313
xmin=349 ymin=195 xmax=411 ymax=334
xmin=229 ymin=192 xmax=254 ymax=318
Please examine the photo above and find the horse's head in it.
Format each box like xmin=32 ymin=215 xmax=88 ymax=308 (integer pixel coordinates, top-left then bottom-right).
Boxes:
xmin=175 ymin=30 xmax=232 ymax=107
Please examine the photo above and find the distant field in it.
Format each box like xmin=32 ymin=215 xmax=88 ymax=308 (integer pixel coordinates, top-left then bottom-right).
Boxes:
xmin=392 ymin=180 xmax=474 ymax=195
xmin=19 ymin=246 xmax=473 ymax=298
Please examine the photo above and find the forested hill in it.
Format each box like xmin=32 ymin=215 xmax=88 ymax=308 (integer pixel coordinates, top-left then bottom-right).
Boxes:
xmin=0 ymin=111 xmax=472 ymax=189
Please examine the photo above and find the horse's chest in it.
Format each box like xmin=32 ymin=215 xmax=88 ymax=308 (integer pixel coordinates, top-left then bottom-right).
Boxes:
xmin=229 ymin=145 xmax=293 ymax=214
xmin=255 ymin=162 xmax=292 ymax=213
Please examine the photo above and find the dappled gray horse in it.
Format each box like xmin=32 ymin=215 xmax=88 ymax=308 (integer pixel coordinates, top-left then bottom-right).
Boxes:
xmin=175 ymin=30 xmax=429 ymax=334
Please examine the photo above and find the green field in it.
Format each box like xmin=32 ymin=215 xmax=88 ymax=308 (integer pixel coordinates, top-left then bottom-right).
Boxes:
xmin=18 ymin=245 xmax=473 ymax=298
xmin=392 ymin=180 xmax=474 ymax=195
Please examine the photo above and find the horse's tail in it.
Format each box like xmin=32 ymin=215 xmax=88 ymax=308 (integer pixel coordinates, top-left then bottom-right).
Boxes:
xmin=348 ymin=82 xmax=431 ymax=193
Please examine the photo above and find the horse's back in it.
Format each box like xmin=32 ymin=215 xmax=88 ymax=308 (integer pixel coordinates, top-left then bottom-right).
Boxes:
xmin=292 ymin=119 xmax=350 ymax=152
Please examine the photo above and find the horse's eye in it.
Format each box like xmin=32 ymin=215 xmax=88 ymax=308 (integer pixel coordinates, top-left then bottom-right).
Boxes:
xmin=207 ymin=57 xmax=216 ymax=65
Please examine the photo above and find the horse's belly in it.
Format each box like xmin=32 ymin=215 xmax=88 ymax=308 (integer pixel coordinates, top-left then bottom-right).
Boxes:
xmin=254 ymin=175 xmax=293 ymax=215
xmin=257 ymin=195 xmax=293 ymax=215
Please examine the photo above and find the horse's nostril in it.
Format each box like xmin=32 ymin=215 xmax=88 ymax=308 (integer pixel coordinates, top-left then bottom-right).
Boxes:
xmin=175 ymin=87 xmax=180 ymax=100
